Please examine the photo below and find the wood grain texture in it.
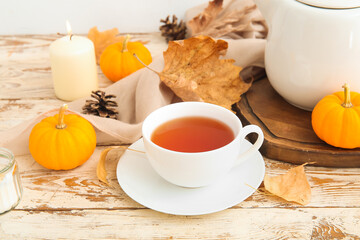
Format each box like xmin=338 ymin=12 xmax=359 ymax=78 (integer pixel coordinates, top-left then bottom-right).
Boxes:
xmin=237 ymin=78 xmax=360 ymax=167
xmin=13 ymin=150 xmax=360 ymax=210
xmin=2 ymin=208 xmax=360 ymax=239
xmin=0 ymin=99 xmax=63 ymax=129
xmin=0 ymin=34 xmax=359 ymax=239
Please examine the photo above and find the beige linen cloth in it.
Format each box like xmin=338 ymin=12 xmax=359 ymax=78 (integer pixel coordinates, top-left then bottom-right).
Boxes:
xmin=0 ymin=0 xmax=266 ymax=155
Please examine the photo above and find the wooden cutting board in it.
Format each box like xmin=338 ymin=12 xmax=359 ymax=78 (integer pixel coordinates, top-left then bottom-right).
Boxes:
xmin=236 ymin=77 xmax=360 ymax=168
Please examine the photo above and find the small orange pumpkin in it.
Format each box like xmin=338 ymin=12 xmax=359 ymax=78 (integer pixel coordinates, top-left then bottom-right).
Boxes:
xmin=100 ymin=35 xmax=152 ymax=82
xmin=312 ymin=83 xmax=360 ymax=149
xmin=29 ymin=104 xmax=96 ymax=170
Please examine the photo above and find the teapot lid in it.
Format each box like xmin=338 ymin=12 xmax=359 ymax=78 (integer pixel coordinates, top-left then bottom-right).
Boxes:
xmin=296 ymin=0 xmax=360 ymax=9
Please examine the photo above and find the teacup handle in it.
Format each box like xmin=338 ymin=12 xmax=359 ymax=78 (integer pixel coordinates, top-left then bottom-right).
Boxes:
xmin=234 ymin=124 xmax=264 ymax=166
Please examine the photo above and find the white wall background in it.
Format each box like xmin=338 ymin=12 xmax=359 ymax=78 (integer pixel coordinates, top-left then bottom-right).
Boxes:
xmin=0 ymin=0 xmax=208 ymax=35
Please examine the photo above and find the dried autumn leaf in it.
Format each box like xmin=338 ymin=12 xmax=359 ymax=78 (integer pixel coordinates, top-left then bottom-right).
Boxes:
xmin=158 ymin=35 xmax=251 ymax=110
xmin=264 ymin=164 xmax=311 ymax=205
xmin=188 ymin=0 xmax=223 ymax=35
xmin=187 ymin=0 xmax=267 ymax=39
xmin=96 ymin=146 xmax=145 ymax=187
xmin=96 ymin=147 xmax=116 ymax=186
xmin=88 ymin=27 xmax=125 ymax=63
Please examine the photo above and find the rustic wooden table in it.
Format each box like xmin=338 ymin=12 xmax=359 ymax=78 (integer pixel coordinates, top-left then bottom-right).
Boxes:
xmin=0 ymin=33 xmax=359 ymax=239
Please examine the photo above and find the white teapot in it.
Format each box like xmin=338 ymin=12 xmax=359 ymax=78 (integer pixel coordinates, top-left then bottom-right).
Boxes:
xmin=254 ymin=0 xmax=360 ymax=110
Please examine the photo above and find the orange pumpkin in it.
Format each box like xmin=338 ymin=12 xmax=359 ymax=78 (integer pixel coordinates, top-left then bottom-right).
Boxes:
xmin=29 ymin=104 xmax=96 ymax=170
xmin=100 ymin=35 xmax=152 ymax=82
xmin=312 ymin=83 xmax=360 ymax=149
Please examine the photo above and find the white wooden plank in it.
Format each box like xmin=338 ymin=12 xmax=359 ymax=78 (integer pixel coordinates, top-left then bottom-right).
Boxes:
xmin=0 ymin=99 xmax=63 ymax=130
xmin=10 ymin=145 xmax=360 ymax=210
xmin=1 ymin=208 xmax=359 ymax=239
xmin=16 ymin=147 xmax=143 ymax=210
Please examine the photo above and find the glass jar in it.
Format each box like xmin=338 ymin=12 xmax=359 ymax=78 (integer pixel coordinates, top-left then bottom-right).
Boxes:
xmin=0 ymin=148 xmax=22 ymax=215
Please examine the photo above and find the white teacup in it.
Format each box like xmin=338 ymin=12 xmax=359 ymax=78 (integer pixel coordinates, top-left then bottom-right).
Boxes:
xmin=142 ymin=102 xmax=264 ymax=188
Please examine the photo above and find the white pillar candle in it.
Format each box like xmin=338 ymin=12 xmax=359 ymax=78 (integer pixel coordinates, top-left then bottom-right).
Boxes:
xmin=50 ymin=21 xmax=98 ymax=101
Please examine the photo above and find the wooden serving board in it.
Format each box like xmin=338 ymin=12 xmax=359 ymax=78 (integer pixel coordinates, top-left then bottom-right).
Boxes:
xmin=236 ymin=77 xmax=360 ymax=168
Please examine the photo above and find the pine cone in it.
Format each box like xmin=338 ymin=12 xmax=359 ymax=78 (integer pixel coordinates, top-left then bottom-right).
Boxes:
xmin=82 ymin=90 xmax=118 ymax=119
xmin=160 ymin=15 xmax=187 ymax=42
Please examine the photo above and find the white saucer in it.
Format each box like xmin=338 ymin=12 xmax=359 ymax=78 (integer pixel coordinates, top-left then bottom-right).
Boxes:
xmin=116 ymin=138 xmax=265 ymax=215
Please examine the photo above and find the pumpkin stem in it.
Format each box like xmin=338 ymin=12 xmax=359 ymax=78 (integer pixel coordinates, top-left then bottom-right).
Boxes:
xmin=121 ymin=34 xmax=130 ymax=52
xmin=56 ymin=104 xmax=68 ymax=129
xmin=342 ymin=83 xmax=353 ymax=108
xmin=133 ymin=53 xmax=160 ymax=75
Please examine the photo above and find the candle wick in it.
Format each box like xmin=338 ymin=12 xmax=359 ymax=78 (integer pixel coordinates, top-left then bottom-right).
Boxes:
xmin=56 ymin=32 xmax=73 ymax=40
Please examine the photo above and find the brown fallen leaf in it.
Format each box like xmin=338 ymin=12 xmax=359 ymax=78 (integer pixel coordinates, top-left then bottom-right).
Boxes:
xmin=188 ymin=0 xmax=223 ymax=35
xmin=135 ymin=35 xmax=251 ymax=110
xmin=187 ymin=0 xmax=267 ymax=39
xmin=88 ymin=27 xmax=150 ymax=64
xmin=88 ymin=27 xmax=125 ymax=64
xmin=96 ymin=147 xmax=117 ymax=186
xmin=163 ymin=36 xmax=251 ymax=109
xmin=264 ymin=164 xmax=311 ymax=205
xmin=96 ymin=146 xmax=145 ymax=186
